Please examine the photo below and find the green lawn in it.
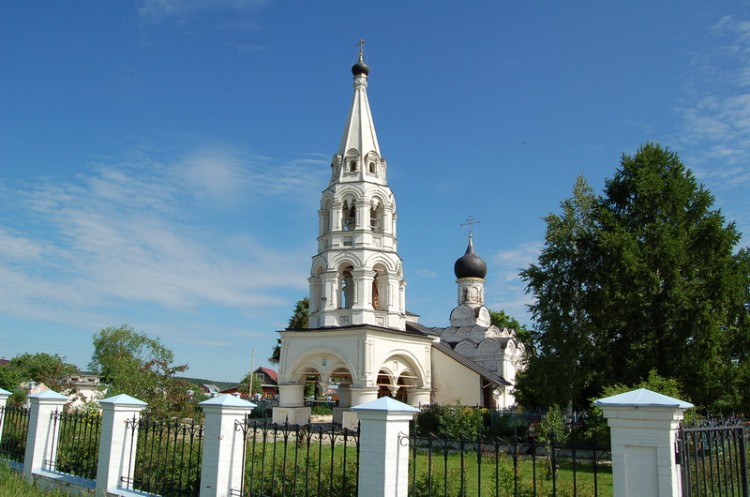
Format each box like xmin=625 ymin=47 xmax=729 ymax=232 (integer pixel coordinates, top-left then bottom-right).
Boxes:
xmin=0 ymin=463 xmax=68 ymax=497
xmin=408 ymin=449 xmax=613 ymax=497
xmin=240 ymin=430 xmax=614 ymax=497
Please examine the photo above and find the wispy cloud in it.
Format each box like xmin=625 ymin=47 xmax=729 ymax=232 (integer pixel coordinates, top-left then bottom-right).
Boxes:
xmin=0 ymin=147 xmax=322 ymax=330
xmin=485 ymin=241 xmax=542 ymax=324
xmin=678 ymin=16 xmax=750 ymax=188
xmin=137 ymin=0 xmax=267 ymax=24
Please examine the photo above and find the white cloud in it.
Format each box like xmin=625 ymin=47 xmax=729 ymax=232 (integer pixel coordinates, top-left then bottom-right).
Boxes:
xmin=490 ymin=241 xmax=542 ymax=283
xmin=0 ymin=147 xmax=318 ymax=329
xmin=412 ymin=268 xmax=438 ymax=278
xmin=138 ymin=0 xmax=267 ymax=24
xmin=483 ymin=241 xmax=542 ymax=324
xmin=678 ymin=16 xmax=750 ymax=187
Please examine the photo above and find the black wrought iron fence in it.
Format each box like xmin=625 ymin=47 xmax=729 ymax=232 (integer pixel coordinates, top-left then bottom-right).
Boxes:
xmin=678 ymin=421 xmax=749 ymax=497
xmin=235 ymin=419 xmax=359 ymax=497
xmin=0 ymin=405 xmax=30 ymax=463
xmin=123 ymin=417 xmax=204 ymax=497
xmin=407 ymin=432 xmax=612 ymax=497
xmin=48 ymin=410 xmax=102 ymax=480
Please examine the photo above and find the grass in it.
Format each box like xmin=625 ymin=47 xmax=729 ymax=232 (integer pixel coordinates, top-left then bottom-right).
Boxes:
xmin=239 ymin=427 xmax=614 ymax=497
xmin=408 ymin=448 xmax=613 ymax=497
xmin=0 ymin=463 xmax=68 ymax=497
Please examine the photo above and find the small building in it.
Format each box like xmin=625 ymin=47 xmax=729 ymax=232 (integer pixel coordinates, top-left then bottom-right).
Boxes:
xmin=220 ymin=367 xmax=279 ymax=399
xmin=61 ymin=373 xmax=106 ymax=409
xmin=254 ymin=367 xmax=279 ymax=398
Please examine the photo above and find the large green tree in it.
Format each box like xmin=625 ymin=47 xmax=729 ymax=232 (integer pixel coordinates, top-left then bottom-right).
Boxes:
xmin=89 ymin=325 xmax=196 ymax=419
xmin=519 ymin=144 xmax=750 ymax=412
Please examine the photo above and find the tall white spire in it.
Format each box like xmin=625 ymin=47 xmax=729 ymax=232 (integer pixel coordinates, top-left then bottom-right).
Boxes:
xmin=337 ymin=41 xmax=381 ymax=161
xmin=308 ymin=44 xmax=406 ymax=330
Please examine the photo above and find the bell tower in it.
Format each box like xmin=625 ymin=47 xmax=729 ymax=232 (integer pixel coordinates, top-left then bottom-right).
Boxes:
xmin=307 ymin=42 xmax=406 ymax=331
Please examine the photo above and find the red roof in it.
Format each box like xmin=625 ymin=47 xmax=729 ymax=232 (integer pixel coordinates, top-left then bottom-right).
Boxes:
xmin=256 ymin=367 xmax=278 ymax=382
xmin=0 ymin=359 xmax=10 ymax=367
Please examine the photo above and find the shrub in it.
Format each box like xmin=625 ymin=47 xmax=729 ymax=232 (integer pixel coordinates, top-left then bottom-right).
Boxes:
xmin=416 ymin=404 xmax=484 ymax=439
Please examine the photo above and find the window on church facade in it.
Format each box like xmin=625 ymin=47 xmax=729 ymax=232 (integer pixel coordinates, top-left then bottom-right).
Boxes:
xmin=343 ymin=202 xmax=356 ymax=231
xmin=340 ymin=267 xmax=354 ymax=309
xmin=369 ymin=207 xmax=379 ymax=230
xmin=372 ymin=276 xmax=380 ymax=310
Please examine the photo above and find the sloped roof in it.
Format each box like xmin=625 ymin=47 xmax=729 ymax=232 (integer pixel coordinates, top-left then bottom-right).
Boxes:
xmin=256 ymin=367 xmax=278 ymax=383
xmin=432 ymin=341 xmax=511 ymax=387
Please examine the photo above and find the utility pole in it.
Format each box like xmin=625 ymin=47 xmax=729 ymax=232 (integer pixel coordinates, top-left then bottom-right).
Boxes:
xmin=248 ymin=347 xmax=255 ymax=399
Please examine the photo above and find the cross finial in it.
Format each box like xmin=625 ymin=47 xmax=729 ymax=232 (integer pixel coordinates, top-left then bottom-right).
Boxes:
xmin=460 ymin=216 xmax=480 ymax=233
xmin=357 ymin=39 xmax=366 ymax=60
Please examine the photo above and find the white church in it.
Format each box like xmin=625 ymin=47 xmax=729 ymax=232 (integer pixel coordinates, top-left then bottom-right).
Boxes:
xmin=273 ymin=46 xmax=524 ymax=427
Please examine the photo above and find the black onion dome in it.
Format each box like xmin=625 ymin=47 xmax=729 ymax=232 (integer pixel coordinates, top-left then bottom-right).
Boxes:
xmin=352 ymin=59 xmax=370 ymax=76
xmin=454 ymin=235 xmax=487 ymax=279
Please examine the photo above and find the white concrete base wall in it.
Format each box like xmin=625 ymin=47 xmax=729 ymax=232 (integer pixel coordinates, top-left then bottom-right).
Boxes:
xmin=341 ymin=410 xmax=359 ymax=431
xmin=272 ymin=406 xmax=311 ymax=425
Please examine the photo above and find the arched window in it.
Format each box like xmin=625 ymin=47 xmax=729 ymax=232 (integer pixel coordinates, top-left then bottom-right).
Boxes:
xmin=372 ymin=274 xmax=380 ymax=310
xmin=369 ymin=199 xmax=383 ymax=231
xmin=340 ymin=266 xmax=354 ymax=309
xmin=369 ymin=161 xmax=376 ymax=174
xmin=372 ymin=265 xmax=387 ymax=310
xmin=343 ymin=201 xmax=356 ymax=231
xmin=350 ymin=160 xmax=358 ymax=172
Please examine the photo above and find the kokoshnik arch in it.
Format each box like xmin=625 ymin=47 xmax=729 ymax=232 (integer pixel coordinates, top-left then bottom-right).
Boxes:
xmin=273 ymin=44 xmax=525 ymax=427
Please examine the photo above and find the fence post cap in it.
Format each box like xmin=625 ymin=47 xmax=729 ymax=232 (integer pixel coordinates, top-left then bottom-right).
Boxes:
xmin=28 ymin=389 xmax=69 ymax=401
xmin=199 ymin=393 xmax=256 ymax=408
xmin=351 ymin=396 xmax=420 ymax=413
xmin=595 ymin=388 xmax=693 ymax=409
xmin=99 ymin=393 xmax=147 ymax=406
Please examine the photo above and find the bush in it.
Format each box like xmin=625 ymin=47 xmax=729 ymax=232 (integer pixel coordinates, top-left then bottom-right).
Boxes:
xmin=416 ymin=404 xmax=484 ymax=439
xmin=484 ymin=409 xmax=533 ymax=439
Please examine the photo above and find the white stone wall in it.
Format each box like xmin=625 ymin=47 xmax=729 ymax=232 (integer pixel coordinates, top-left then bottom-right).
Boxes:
xmin=278 ymin=327 xmax=433 ymax=407
xmin=430 ymin=348 xmax=483 ymax=406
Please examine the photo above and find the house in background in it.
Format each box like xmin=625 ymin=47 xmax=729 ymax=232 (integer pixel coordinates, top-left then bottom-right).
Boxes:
xmin=221 ymin=367 xmax=279 ymax=399
xmin=254 ymin=367 xmax=279 ymax=399
xmin=62 ymin=373 xmax=105 ymax=409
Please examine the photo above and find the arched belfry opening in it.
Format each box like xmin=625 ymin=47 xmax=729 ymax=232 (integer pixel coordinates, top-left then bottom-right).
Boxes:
xmin=342 ymin=201 xmax=356 ymax=231
xmin=340 ymin=266 xmax=354 ymax=309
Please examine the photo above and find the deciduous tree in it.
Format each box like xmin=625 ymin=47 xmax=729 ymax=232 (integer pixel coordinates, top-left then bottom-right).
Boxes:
xmin=517 ymin=176 xmax=600 ymax=409
xmin=89 ymin=325 xmax=196 ymax=419
xmin=0 ymin=353 xmax=79 ymax=406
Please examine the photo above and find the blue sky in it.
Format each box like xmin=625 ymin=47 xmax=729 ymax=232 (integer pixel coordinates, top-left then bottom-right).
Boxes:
xmin=2 ymin=1 xmax=749 ymax=382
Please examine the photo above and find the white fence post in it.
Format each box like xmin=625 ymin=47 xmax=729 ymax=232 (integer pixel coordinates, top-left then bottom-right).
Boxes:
xmin=95 ymin=394 xmax=147 ymax=495
xmin=23 ymin=390 xmax=68 ymax=479
xmin=199 ymin=394 xmax=256 ymax=497
xmin=352 ymin=396 xmax=419 ymax=497
xmin=596 ymin=388 xmax=693 ymax=497
xmin=0 ymin=388 xmax=10 ymax=447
